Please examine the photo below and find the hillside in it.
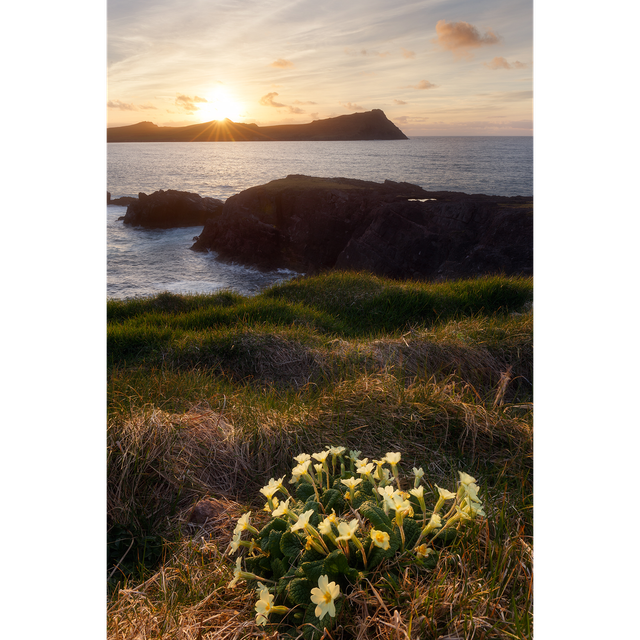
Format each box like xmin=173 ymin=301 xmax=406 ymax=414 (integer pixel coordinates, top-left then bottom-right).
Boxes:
xmin=106 ymin=109 xmax=408 ymax=142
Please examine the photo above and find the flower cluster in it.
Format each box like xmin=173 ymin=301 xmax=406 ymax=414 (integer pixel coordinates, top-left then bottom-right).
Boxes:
xmin=226 ymin=446 xmax=485 ymax=639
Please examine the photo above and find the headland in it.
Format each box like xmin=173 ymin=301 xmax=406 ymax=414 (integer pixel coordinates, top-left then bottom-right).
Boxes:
xmin=107 ymin=109 xmax=408 ymax=142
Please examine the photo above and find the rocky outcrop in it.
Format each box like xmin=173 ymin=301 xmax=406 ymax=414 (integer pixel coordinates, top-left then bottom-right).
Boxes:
xmin=190 ymin=175 xmax=532 ymax=280
xmin=107 ymin=109 xmax=408 ymax=142
xmin=108 ymin=192 xmax=137 ymax=206
xmin=122 ymin=189 xmax=224 ymax=228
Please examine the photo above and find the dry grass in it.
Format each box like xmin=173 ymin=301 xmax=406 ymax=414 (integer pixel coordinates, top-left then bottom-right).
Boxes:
xmin=107 ymin=277 xmax=532 ymax=638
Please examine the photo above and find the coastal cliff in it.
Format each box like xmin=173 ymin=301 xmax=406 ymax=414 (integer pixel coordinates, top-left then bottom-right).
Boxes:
xmin=107 ymin=109 xmax=408 ymax=142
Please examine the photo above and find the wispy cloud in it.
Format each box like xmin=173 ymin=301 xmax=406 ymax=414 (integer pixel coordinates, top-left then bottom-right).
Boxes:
xmin=107 ymin=100 xmax=158 ymax=111
xmin=401 ymin=48 xmax=415 ymax=59
xmin=408 ymin=80 xmax=437 ymax=90
xmin=341 ymin=101 xmax=366 ymax=111
xmin=434 ymin=20 xmax=500 ymax=59
xmin=175 ymin=94 xmax=207 ymax=113
xmin=259 ymin=92 xmax=306 ymax=114
xmin=270 ymin=58 xmax=295 ymax=68
xmin=485 ymin=56 xmax=527 ymax=70
xmin=344 ymin=47 xmax=390 ymax=58
xmin=393 ymin=99 xmax=408 ymax=105
xmin=107 ymin=99 xmax=137 ymax=111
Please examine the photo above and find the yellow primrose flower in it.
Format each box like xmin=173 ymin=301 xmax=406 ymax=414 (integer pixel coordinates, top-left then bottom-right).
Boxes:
xmin=312 ymin=451 xmax=329 ymax=463
xmin=271 ymin=497 xmax=291 ymax=518
xmin=233 ymin=512 xmax=259 ymax=536
xmin=254 ymin=582 xmax=289 ymax=626
xmin=290 ymin=459 xmax=312 ymax=483
xmin=355 ymin=457 xmax=370 ymax=469
xmin=436 ymin=485 xmax=456 ymax=500
xmin=458 ymin=471 xmax=477 ymax=486
xmin=259 ymin=479 xmax=280 ymax=499
xmin=294 ymin=453 xmax=311 ymax=463
xmin=318 ymin=517 xmax=335 ymax=536
xmin=409 ymin=485 xmax=424 ymax=500
xmin=357 ymin=462 xmax=375 ymax=476
xmin=425 ymin=513 xmax=442 ymax=533
xmin=370 ymin=529 xmax=390 ymax=550
xmin=415 ymin=544 xmax=434 ymax=558
xmin=384 ymin=452 xmax=402 ymax=466
xmin=255 ymin=585 xmax=274 ymax=626
xmin=377 ymin=485 xmax=396 ymax=512
xmin=310 ymin=575 xmax=340 ymax=620
xmin=335 ymin=519 xmax=359 ymax=542
xmin=341 ymin=477 xmax=362 ymax=491
xmin=384 ymin=451 xmax=402 ymax=483
xmin=228 ymin=530 xmax=242 ymax=553
xmin=412 ymin=466 xmax=425 ymax=488
xmin=290 ymin=509 xmax=314 ymax=534
xmin=348 ymin=449 xmax=362 ymax=462
xmin=326 ymin=446 xmax=346 ymax=456
xmin=228 ymin=559 xmax=273 ymax=590
xmin=433 ymin=484 xmax=457 ymax=514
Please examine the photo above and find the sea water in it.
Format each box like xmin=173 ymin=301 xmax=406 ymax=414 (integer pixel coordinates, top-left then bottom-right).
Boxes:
xmin=107 ymin=137 xmax=532 ymax=299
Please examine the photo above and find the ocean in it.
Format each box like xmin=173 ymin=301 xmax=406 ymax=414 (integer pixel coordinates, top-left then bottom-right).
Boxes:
xmin=107 ymin=137 xmax=533 ymax=299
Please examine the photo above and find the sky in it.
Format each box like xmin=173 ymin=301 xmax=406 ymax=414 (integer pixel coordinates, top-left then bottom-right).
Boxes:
xmin=107 ymin=0 xmax=532 ymax=135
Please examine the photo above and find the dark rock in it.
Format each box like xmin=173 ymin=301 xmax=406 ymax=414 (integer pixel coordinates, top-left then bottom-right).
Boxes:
xmin=122 ymin=189 xmax=224 ymax=228
xmin=108 ymin=192 xmax=138 ymax=206
xmin=190 ymin=175 xmax=532 ymax=280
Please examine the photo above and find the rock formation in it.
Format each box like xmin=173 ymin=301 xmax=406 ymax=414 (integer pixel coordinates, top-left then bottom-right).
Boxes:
xmin=122 ymin=189 xmax=224 ymax=228
xmin=107 ymin=109 xmax=408 ymax=142
xmin=190 ymin=175 xmax=532 ymax=280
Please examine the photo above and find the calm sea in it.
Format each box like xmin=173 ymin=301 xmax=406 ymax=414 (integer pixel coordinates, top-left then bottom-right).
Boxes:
xmin=107 ymin=137 xmax=533 ymax=299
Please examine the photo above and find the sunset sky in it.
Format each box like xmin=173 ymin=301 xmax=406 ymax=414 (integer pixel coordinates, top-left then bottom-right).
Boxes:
xmin=107 ymin=0 xmax=532 ymax=136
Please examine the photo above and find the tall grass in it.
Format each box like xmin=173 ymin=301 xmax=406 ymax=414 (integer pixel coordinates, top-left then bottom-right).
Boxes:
xmin=107 ymin=273 xmax=533 ymax=638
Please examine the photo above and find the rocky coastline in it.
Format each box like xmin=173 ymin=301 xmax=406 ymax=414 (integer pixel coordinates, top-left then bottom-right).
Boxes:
xmin=114 ymin=175 xmax=532 ymax=281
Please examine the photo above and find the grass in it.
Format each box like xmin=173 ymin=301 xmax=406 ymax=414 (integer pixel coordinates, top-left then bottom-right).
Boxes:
xmin=107 ymin=272 xmax=533 ymax=639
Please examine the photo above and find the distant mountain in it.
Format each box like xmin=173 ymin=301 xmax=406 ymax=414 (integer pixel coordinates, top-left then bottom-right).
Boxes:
xmin=107 ymin=109 xmax=408 ymax=142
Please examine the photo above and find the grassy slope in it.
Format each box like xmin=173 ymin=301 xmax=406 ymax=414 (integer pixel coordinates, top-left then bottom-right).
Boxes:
xmin=107 ymin=272 xmax=533 ymax=639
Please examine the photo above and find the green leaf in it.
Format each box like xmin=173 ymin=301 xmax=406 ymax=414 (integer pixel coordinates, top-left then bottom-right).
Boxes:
xmin=301 ymin=559 xmax=325 ymax=584
xmin=323 ymin=549 xmax=349 ymax=578
xmin=271 ymin=556 xmax=287 ymax=581
xmin=296 ymin=482 xmax=315 ymax=502
xmin=280 ymin=530 xmax=303 ymax=559
xmin=320 ymin=488 xmax=343 ymax=512
xmin=359 ymin=500 xmax=393 ymax=534
xmin=257 ymin=517 xmax=288 ymax=540
xmin=287 ymin=577 xmax=312 ymax=605
xmin=261 ymin=528 xmax=284 ymax=558
xmin=402 ymin=517 xmax=422 ymax=548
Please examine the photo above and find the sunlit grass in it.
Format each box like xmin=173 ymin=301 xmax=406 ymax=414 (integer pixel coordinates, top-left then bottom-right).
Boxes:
xmin=107 ymin=273 xmax=532 ymax=638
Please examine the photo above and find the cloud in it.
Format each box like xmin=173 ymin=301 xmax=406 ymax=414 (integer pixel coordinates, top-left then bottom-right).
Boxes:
xmin=485 ymin=56 xmax=527 ymax=70
xmin=260 ymin=92 xmax=287 ymax=108
xmin=340 ymin=102 xmax=366 ymax=112
xmin=344 ymin=48 xmax=390 ymax=58
xmin=393 ymin=99 xmax=408 ymax=105
xmin=401 ymin=48 xmax=415 ymax=59
xmin=434 ymin=20 xmax=500 ymax=59
xmin=409 ymin=80 xmax=437 ymax=90
xmin=108 ymin=99 xmax=158 ymax=111
xmin=175 ymin=94 xmax=207 ymax=113
xmin=260 ymin=92 xmax=307 ymax=114
xmin=293 ymin=100 xmax=317 ymax=105
xmin=107 ymin=99 xmax=137 ymax=111
xmin=270 ymin=58 xmax=294 ymax=69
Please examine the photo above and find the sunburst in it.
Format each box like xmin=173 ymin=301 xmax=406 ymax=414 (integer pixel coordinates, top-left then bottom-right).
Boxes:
xmin=197 ymin=88 xmax=244 ymax=122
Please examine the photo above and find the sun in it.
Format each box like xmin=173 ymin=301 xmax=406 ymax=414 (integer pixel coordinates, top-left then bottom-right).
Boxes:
xmin=198 ymin=88 xmax=244 ymax=122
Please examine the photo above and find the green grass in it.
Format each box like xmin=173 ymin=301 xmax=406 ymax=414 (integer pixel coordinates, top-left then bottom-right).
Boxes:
xmin=107 ymin=272 xmax=533 ymax=639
